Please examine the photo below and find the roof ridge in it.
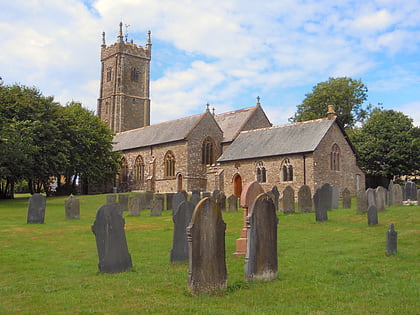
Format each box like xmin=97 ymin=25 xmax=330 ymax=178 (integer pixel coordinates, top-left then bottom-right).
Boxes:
xmin=215 ymin=105 xmax=257 ymax=118
xmin=239 ymin=117 xmax=331 ymax=134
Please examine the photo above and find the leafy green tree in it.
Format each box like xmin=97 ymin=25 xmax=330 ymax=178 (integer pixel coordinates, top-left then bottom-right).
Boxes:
xmin=349 ymin=109 xmax=419 ymax=180
xmin=290 ymin=77 xmax=371 ymax=128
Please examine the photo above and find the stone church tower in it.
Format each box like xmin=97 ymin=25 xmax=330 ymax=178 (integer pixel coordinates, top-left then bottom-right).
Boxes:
xmin=97 ymin=23 xmax=151 ymax=133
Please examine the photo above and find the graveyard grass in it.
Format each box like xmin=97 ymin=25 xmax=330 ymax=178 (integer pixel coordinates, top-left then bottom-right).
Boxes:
xmin=0 ymin=194 xmax=419 ymax=314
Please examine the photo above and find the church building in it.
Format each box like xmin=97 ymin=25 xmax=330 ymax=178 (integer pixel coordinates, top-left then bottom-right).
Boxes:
xmin=98 ymin=24 xmax=365 ymax=198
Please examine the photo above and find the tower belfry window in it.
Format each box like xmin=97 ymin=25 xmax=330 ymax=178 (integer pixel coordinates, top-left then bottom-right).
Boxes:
xmin=131 ymin=68 xmax=139 ymax=82
xmin=106 ymin=67 xmax=112 ymax=82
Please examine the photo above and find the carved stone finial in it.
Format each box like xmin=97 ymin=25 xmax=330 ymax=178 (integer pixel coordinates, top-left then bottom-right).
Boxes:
xmin=101 ymin=32 xmax=106 ymax=48
xmin=206 ymin=103 xmax=210 ymax=112
xmin=212 ymin=107 xmax=215 ymax=115
xmin=257 ymin=96 xmax=261 ymax=105
xmin=118 ymin=22 xmax=124 ymax=43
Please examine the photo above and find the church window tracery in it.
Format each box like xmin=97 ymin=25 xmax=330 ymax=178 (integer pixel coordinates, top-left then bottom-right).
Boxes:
xmin=256 ymin=161 xmax=266 ymax=183
xmin=281 ymin=158 xmax=293 ymax=182
xmin=331 ymin=144 xmax=340 ymax=171
xmin=164 ymin=151 xmax=176 ymax=178
xmin=131 ymin=68 xmax=139 ymax=82
xmin=202 ymin=137 xmax=215 ymax=165
xmin=134 ymin=155 xmax=145 ymax=184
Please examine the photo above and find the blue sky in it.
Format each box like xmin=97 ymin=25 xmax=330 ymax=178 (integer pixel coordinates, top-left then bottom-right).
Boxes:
xmin=0 ymin=0 xmax=419 ymax=126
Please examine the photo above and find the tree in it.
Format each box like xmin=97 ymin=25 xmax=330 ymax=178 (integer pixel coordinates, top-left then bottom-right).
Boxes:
xmin=290 ymin=77 xmax=371 ymax=128
xmin=349 ymin=109 xmax=420 ymax=180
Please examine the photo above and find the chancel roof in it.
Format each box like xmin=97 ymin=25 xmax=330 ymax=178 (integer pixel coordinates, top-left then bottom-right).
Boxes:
xmin=218 ymin=118 xmax=338 ymax=162
xmin=113 ymin=113 xmax=206 ymax=151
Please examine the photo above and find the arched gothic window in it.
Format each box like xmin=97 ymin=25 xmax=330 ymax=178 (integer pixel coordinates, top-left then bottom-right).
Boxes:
xmin=202 ymin=137 xmax=215 ymax=165
xmin=120 ymin=157 xmax=129 ymax=184
xmin=164 ymin=151 xmax=176 ymax=178
xmin=331 ymin=144 xmax=340 ymax=171
xmin=281 ymin=158 xmax=293 ymax=182
xmin=256 ymin=161 xmax=266 ymax=183
xmin=134 ymin=155 xmax=145 ymax=184
xmin=131 ymin=68 xmax=139 ymax=82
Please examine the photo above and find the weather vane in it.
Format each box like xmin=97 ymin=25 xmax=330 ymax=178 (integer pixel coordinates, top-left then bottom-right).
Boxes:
xmin=124 ymin=24 xmax=131 ymax=42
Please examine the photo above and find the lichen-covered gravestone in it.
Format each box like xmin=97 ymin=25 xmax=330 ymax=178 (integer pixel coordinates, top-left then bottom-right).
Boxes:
xmin=128 ymin=195 xmax=140 ymax=216
xmin=386 ymin=223 xmax=397 ymax=256
xmin=282 ymin=185 xmax=295 ymax=214
xmin=356 ymin=189 xmax=367 ymax=213
xmin=375 ymin=186 xmax=387 ymax=211
xmin=27 ymin=193 xmax=46 ymax=224
xmin=91 ymin=203 xmax=132 ymax=273
xmin=342 ymin=188 xmax=351 ymax=209
xmin=331 ymin=185 xmax=339 ymax=209
xmin=391 ymin=184 xmax=403 ymax=206
xmin=245 ymin=193 xmax=278 ymax=281
xmin=118 ymin=194 xmax=129 ymax=211
xmin=187 ymin=198 xmax=227 ymax=295
xmin=298 ymin=185 xmax=313 ymax=213
xmin=367 ymin=205 xmax=378 ymax=226
xmin=313 ymin=183 xmax=331 ymax=222
xmin=170 ymin=201 xmax=194 ymax=262
xmin=65 ymin=194 xmax=80 ymax=220
xmin=227 ymin=194 xmax=238 ymax=212
xmin=150 ymin=199 xmax=163 ymax=216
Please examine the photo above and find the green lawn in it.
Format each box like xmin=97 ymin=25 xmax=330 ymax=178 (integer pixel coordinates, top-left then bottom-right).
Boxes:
xmin=0 ymin=194 xmax=419 ymax=314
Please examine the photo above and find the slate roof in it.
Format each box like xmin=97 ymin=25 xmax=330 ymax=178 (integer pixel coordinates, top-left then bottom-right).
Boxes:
xmin=215 ymin=106 xmax=259 ymax=143
xmin=113 ymin=113 xmax=206 ymax=151
xmin=218 ymin=118 xmax=338 ymax=162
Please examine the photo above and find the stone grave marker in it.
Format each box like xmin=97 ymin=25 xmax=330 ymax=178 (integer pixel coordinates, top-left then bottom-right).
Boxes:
xmin=391 ymin=184 xmax=403 ymax=205
xmin=375 ymin=186 xmax=387 ymax=211
xmin=187 ymin=198 xmax=227 ymax=295
xmin=128 ymin=195 xmax=140 ymax=216
xmin=367 ymin=205 xmax=378 ymax=226
xmin=402 ymin=185 xmax=406 ymax=201
xmin=144 ymin=191 xmax=154 ymax=208
xmin=388 ymin=180 xmax=394 ymax=206
xmin=202 ymin=192 xmax=211 ymax=199
xmin=245 ymin=193 xmax=278 ymax=281
xmin=118 ymin=194 xmax=129 ymax=211
xmin=106 ymin=194 xmax=117 ymax=204
xmin=298 ymin=185 xmax=313 ymax=213
xmin=270 ymin=186 xmax=280 ymax=211
xmin=366 ymin=188 xmax=376 ymax=208
xmin=217 ymin=192 xmax=226 ymax=212
xmin=165 ymin=193 xmax=174 ymax=210
xmin=65 ymin=194 xmax=80 ymax=220
xmin=136 ymin=193 xmax=146 ymax=210
xmin=172 ymin=191 xmax=186 ymax=217
xmin=180 ymin=190 xmax=188 ymax=201
xmin=405 ymin=181 xmax=417 ymax=201
xmin=342 ymin=188 xmax=351 ymax=209
xmin=170 ymin=201 xmax=194 ymax=262
xmin=91 ymin=203 xmax=132 ymax=273
xmin=227 ymin=194 xmax=238 ymax=212
xmin=189 ymin=193 xmax=201 ymax=208
xmin=356 ymin=189 xmax=368 ymax=213
xmin=282 ymin=185 xmax=295 ymax=214
xmin=313 ymin=183 xmax=331 ymax=222
xmin=191 ymin=190 xmax=201 ymax=199
xmin=154 ymin=193 xmax=165 ymax=209
xmin=150 ymin=199 xmax=163 ymax=216
xmin=386 ymin=223 xmax=397 ymax=256
xmin=331 ymin=185 xmax=339 ymax=209
xmin=27 ymin=193 xmax=46 ymax=224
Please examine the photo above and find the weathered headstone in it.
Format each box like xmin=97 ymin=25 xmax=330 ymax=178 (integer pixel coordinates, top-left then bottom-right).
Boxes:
xmin=366 ymin=188 xmax=376 ymax=208
xmin=405 ymin=181 xmax=417 ymax=201
xmin=106 ymin=194 xmax=117 ymax=204
xmin=270 ymin=186 xmax=280 ymax=211
xmin=375 ymin=186 xmax=387 ymax=211
xmin=165 ymin=193 xmax=174 ymax=210
xmin=391 ymin=184 xmax=403 ymax=206
xmin=227 ymin=194 xmax=238 ymax=212
xmin=137 ymin=193 xmax=146 ymax=210
xmin=313 ymin=184 xmax=331 ymax=222
xmin=118 ymin=194 xmax=129 ymax=211
xmin=298 ymin=185 xmax=313 ymax=213
xmin=216 ymin=192 xmax=226 ymax=212
xmin=170 ymin=201 xmax=194 ymax=262
xmin=356 ymin=189 xmax=368 ymax=213
xmin=91 ymin=203 xmax=132 ymax=273
xmin=27 ymin=193 xmax=46 ymax=224
xmin=154 ymin=193 xmax=165 ymax=209
xmin=172 ymin=191 xmax=186 ymax=217
xmin=245 ymin=193 xmax=278 ymax=281
xmin=331 ymin=185 xmax=339 ymax=209
xmin=150 ymin=199 xmax=163 ymax=216
xmin=180 ymin=190 xmax=188 ymax=201
xmin=367 ymin=205 xmax=378 ymax=226
xmin=65 ymin=194 xmax=80 ymax=220
xmin=342 ymin=188 xmax=351 ymax=209
xmin=202 ymin=192 xmax=211 ymax=199
xmin=190 ymin=194 xmax=201 ymax=208
xmin=386 ymin=223 xmax=397 ymax=256
xmin=191 ymin=190 xmax=201 ymax=199
xmin=187 ymin=198 xmax=227 ymax=295
xmin=144 ymin=192 xmax=154 ymax=208
xmin=282 ymin=185 xmax=295 ymax=214
xmin=388 ymin=180 xmax=394 ymax=206
xmin=128 ymin=195 xmax=140 ymax=216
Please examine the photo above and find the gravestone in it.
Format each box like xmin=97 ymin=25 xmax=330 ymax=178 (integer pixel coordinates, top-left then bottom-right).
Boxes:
xmin=170 ymin=201 xmax=194 ymax=262
xmin=217 ymin=192 xmax=226 ymax=212
xmin=165 ymin=193 xmax=174 ymax=210
xmin=190 ymin=194 xmax=201 ymax=208
xmin=375 ymin=186 xmax=386 ymax=211
xmin=270 ymin=186 xmax=280 ymax=211
xmin=388 ymin=180 xmax=394 ymax=206
xmin=386 ymin=223 xmax=397 ymax=256
xmin=391 ymin=184 xmax=403 ymax=205
xmin=180 ymin=190 xmax=188 ymax=201
xmin=331 ymin=185 xmax=339 ymax=209
xmin=172 ymin=191 xmax=187 ymax=217
xmin=227 ymin=195 xmax=238 ymax=212
xmin=191 ymin=190 xmax=201 ymax=199
xmin=137 ymin=193 xmax=147 ymax=210
xmin=356 ymin=189 xmax=368 ymax=213
xmin=313 ymin=183 xmax=331 ymax=222
xmin=118 ymin=194 xmax=129 ymax=211
xmin=298 ymin=185 xmax=313 ymax=213
xmin=367 ymin=205 xmax=378 ymax=226
xmin=144 ymin=192 xmax=154 ymax=208
xmin=65 ymin=194 xmax=80 ymax=220
xmin=202 ymin=192 xmax=211 ymax=199
xmin=27 ymin=193 xmax=46 ymax=224
xmin=405 ymin=181 xmax=417 ymax=201
xmin=402 ymin=185 xmax=406 ymax=201
xmin=106 ymin=194 xmax=117 ymax=204
xmin=342 ymin=188 xmax=351 ymax=209
xmin=128 ymin=195 xmax=140 ymax=216
xmin=154 ymin=193 xmax=165 ymax=209
xmin=282 ymin=186 xmax=295 ymax=213
xmin=150 ymin=199 xmax=163 ymax=216
xmin=366 ymin=188 xmax=376 ymax=208
xmin=187 ymin=198 xmax=227 ymax=295
xmin=91 ymin=203 xmax=132 ymax=273
xmin=245 ymin=193 xmax=278 ymax=281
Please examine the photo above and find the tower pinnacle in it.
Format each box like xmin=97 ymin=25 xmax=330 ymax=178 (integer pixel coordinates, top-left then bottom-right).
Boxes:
xmin=118 ymin=22 xmax=124 ymax=43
